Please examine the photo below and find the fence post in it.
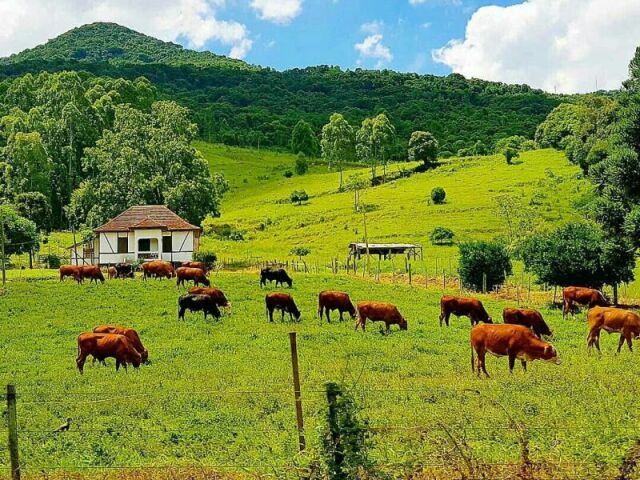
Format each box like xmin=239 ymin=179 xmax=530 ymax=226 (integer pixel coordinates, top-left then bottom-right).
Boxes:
xmin=482 ymin=273 xmax=487 ymax=294
xmin=288 ymin=333 xmax=306 ymax=452
xmin=443 ymin=272 xmax=446 ymax=290
xmin=325 ymin=383 xmax=344 ymax=473
xmin=7 ymin=384 xmax=20 ymax=480
xmin=408 ymin=264 xmax=412 ymax=285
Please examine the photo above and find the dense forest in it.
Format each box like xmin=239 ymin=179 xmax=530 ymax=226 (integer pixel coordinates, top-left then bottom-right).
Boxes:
xmin=0 ymin=23 xmax=567 ymax=155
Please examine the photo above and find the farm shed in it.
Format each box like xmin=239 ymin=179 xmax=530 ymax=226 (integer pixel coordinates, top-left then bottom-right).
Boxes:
xmin=69 ymin=205 xmax=200 ymax=266
xmin=347 ymin=242 xmax=423 ymax=266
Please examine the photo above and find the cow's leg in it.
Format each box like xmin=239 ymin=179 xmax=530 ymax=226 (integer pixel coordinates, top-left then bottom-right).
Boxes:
xmin=520 ymin=360 xmax=527 ymax=372
xmin=439 ymin=310 xmax=445 ymax=327
xmin=178 ymin=307 xmax=185 ymax=321
xmin=626 ymin=332 xmax=633 ymax=352
xmin=116 ymin=360 xmax=120 ymax=371
xmin=562 ymin=299 xmax=569 ymax=319
xmin=385 ymin=323 xmax=391 ymax=335
xmin=617 ymin=334 xmax=625 ymax=353
xmin=339 ymin=311 xmax=344 ymax=322
xmin=268 ymin=308 xmax=274 ymax=323
xmin=76 ymin=352 xmax=86 ymax=374
xmin=281 ymin=309 xmax=285 ymax=322
xmin=508 ymin=353 xmax=516 ymax=373
xmin=477 ymin=350 xmax=488 ymax=377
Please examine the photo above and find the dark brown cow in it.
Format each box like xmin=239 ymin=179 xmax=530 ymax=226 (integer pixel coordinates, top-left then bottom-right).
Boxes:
xmin=182 ymin=261 xmax=209 ymax=273
xmin=93 ymin=325 xmax=148 ymax=362
xmin=503 ymin=307 xmax=552 ymax=338
xmin=108 ymin=266 xmax=117 ymax=280
xmin=59 ymin=265 xmax=82 ymax=283
xmin=440 ymin=295 xmax=492 ymax=327
xmin=470 ymin=324 xmax=560 ymax=377
xmin=587 ymin=306 xmax=640 ymax=353
xmin=188 ymin=287 xmax=230 ymax=310
xmin=178 ymin=294 xmax=221 ymax=321
xmin=80 ymin=265 xmax=105 ymax=284
xmin=265 ymin=292 xmax=301 ymax=322
xmin=76 ymin=333 xmax=142 ymax=374
xmin=142 ymin=260 xmax=175 ymax=280
xmin=318 ymin=291 xmax=356 ymax=322
xmin=563 ymin=287 xmax=608 ymax=318
xmin=176 ymin=267 xmax=210 ymax=287
xmin=355 ymin=301 xmax=407 ymax=332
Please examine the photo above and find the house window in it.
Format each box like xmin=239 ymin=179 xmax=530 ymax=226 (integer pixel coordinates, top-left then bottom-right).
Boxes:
xmin=117 ymin=237 xmax=128 ymax=254
xmin=162 ymin=235 xmax=172 ymax=253
xmin=138 ymin=238 xmax=151 ymax=252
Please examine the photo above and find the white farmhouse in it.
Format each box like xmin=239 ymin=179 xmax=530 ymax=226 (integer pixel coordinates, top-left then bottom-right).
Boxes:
xmin=70 ymin=205 xmax=200 ymax=265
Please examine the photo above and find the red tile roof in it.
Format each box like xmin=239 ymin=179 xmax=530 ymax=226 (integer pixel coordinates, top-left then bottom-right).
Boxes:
xmin=94 ymin=206 xmax=200 ymax=233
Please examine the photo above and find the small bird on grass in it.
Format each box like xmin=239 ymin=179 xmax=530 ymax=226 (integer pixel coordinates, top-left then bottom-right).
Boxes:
xmin=52 ymin=417 xmax=72 ymax=434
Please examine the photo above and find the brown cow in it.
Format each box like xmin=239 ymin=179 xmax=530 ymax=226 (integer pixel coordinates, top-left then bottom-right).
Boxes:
xmin=80 ymin=265 xmax=105 ymax=284
xmin=318 ymin=291 xmax=356 ymax=322
xmin=108 ymin=266 xmax=117 ymax=280
xmin=142 ymin=260 xmax=175 ymax=280
xmin=76 ymin=333 xmax=142 ymax=374
xmin=355 ymin=301 xmax=407 ymax=333
xmin=440 ymin=295 xmax=492 ymax=327
xmin=176 ymin=267 xmax=210 ymax=287
xmin=59 ymin=265 xmax=82 ymax=283
xmin=587 ymin=306 xmax=640 ymax=353
xmin=563 ymin=287 xmax=608 ymax=318
xmin=188 ymin=287 xmax=230 ymax=310
xmin=503 ymin=307 xmax=552 ymax=338
xmin=93 ymin=325 xmax=148 ymax=362
xmin=470 ymin=324 xmax=560 ymax=377
xmin=182 ymin=261 xmax=208 ymax=273
xmin=265 ymin=292 xmax=301 ymax=322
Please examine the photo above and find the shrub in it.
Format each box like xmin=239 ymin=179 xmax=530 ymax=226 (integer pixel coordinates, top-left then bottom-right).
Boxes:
xmin=202 ymin=220 xmax=244 ymax=241
xmin=430 ymin=227 xmax=455 ymax=245
xmin=459 ymin=240 xmax=512 ymax=291
xmin=431 ymin=187 xmax=446 ymax=204
xmin=294 ymin=153 xmax=309 ymax=175
xmin=283 ymin=170 xmax=293 ymax=178
xmin=41 ymin=253 xmax=61 ymax=269
xmin=193 ymin=250 xmax=217 ymax=267
xmin=290 ymin=190 xmax=309 ymax=205
xmin=290 ymin=246 xmax=311 ymax=257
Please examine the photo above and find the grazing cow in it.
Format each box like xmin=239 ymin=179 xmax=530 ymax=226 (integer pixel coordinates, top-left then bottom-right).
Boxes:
xmin=182 ymin=261 xmax=209 ymax=273
xmin=470 ymin=324 xmax=560 ymax=377
xmin=115 ymin=263 xmax=134 ymax=279
xmin=355 ymin=301 xmax=407 ymax=333
xmin=318 ymin=291 xmax=356 ymax=322
xmin=93 ymin=325 xmax=148 ymax=362
xmin=587 ymin=306 xmax=640 ymax=353
xmin=188 ymin=287 xmax=231 ymax=310
xmin=76 ymin=333 xmax=142 ymax=374
xmin=59 ymin=265 xmax=82 ymax=283
xmin=178 ymin=294 xmax=221 ymax=321
xmin=265 ymin=292 xmax=301 ymax=322
xmin=142 ymin=260 xmax=175 ymax=280
xmin=176 ymin=267 xmax=210 ymax=287
xmin=80 ymin=265 xmax=105 ymax=284
xmin=108 ymin=266 xmax=117 ymax=280
xmin=563 ymin=286 xmax=608 ymax=318
xmin=260 ymin=267 xmax=293 ymax=288
xmin=503 ymin=307 xmax=552 ymax=338
xmin=440 ymin=295 xmax=492 ymax=327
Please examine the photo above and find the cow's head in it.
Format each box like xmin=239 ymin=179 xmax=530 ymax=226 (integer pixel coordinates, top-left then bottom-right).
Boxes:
xmin=542 ymin=344 xmax=560 ymax=364
xmin=286 ymin=278 xmax=293 ymax=288
xmin=130 ymin=351 xmax=142 ymax=369
xmin=293 ymin=306 xmax=302 ymax=322
xmin=202 ymin=277 xmax=211 ymax=287
xmin=347 ymin=302 xmax=357 ymax=319
xmin=484 ymin=316 xmax=493 ymax=324
xmin=141 ymin=349 xmax=149 ymax=364
xmin=399 ymin=317 xmax=408 ymax=330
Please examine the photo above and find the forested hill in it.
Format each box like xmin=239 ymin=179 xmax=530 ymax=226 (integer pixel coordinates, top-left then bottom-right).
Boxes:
xmin=0 ymin=22 xmax=565 ymax=154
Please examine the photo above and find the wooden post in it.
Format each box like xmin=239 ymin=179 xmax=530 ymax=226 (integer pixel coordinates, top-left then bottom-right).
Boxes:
xmin=482 ymin=273 xmax=487 ymax=294
xmin=72 ymin=227 xmax=79 ymax=266
xmin=288 ymin=333 xmax=305 ymax=452
xmin=363 ymin=211 xmax=371 ymax=276
xmin=7 ymin=384 xmax=20 ymax=480
xmin=424 ymin=265 xmax=428 ymax=289
xmin=443 ymin=271 xmax=446 ymax=290
xmin=408 ymin=263 xmax=412 ymax=285
xmin=0 ymin=217 xmax=5 ymax=287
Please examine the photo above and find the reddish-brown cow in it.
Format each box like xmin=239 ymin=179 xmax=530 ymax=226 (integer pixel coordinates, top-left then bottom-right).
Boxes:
xmin=142 ymin=260 xmax=175 ymax=280
xmin=355 ymin=301 xmax=407 ymax=333
xmin=563 ymin=287 xmax=608 ymax=318
xmin=108 ymin=266 xmax=117 ymax=280
xmin=76 ymin=333 xmax=142 ymax=374
xmin=470 ymin=324 xmax=560 ymax=377
xmin=188 ymin=287 xmax=231 ymax=310
xmin=318 ymin=291 xmax=356 ymax=322
xmin=93 ymin=325 xmax=148 ymax=362
xmin=265 ymin=292 xmax=301 ymax=322
xmin=80 ymin=265 xmax=105 ymax=284
xmin=182 ymin=261 xmax=208 ymax=273
xmin=587 ymin=306 xmax=640 ymax=353
xmin=59 ymin=265 xmax=82 ymax=283
xmin=176 ymin=267 xmax=210 ymax=287
xmin=503 ymin=307 xmax=552 ymax=338
xmin=440 ymin=295 xmax=492 ymax=327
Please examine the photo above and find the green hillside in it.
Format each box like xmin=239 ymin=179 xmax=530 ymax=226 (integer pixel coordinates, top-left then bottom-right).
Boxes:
xmin=199 ymin=144 xmax=590 ymax=265
xmin=0 ymin=22 xmax=565 ymax=154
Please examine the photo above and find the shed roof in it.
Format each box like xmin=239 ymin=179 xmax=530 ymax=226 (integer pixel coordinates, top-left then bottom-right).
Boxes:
xmin=349 ymin=242 xmax=421 ymax=251
xmin=94 ymin=206 xmax=199 ymax=233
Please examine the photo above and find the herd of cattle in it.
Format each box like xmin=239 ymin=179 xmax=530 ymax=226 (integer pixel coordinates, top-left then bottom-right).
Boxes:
xmin=62 ymin=262 xmax=640 ymax=378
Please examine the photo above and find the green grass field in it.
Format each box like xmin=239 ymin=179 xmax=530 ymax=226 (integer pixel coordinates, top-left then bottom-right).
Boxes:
xmin=0 ymin=271 xmax=636 ymax=478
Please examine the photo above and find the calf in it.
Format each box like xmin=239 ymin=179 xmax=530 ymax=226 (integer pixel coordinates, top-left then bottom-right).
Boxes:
xmin=76 ymin=333 xmax=142 ymax=374
xmin=563 ymin=286 xmax=608 ymax=318
xmin=470 ymin=324 xmax=560 ymax=377
xmin=176 ymin=267 xmax=210 ymax=287
xmin=503 ymin=307 xmax=552 ymax=338
xmin=80 ymin=265 xmax=105 ymax=284
xmin=318 ymin=291 xmax=356 ymax=322
xmin=355 ymin=301 xmax=407 ymax=333
xmin=587 ymin=306 xmax=640 ymax=353
xmin=108 ymin=266 xmax=117 ymax=280
xmin=178 ymin=294 xmax=221 ymax=321
xmin=440 ymin=295 xmax=492 ymax=327
xmin=59 ymin=265 xmax=82 ymax=283
xmin=188 ymin=286 xmax=231 ymax=311
xmin=93 ymin=325 xmax=148 ymax=363
xmin=265 ymin=292 xmax=301 ymax=322
xmin=260 ymin=268 xmax=293 ymax=288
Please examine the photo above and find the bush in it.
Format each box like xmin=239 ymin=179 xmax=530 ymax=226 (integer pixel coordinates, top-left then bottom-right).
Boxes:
xmin=459 ymin=240 xmax=512 ymax=291
xmin=283 ymin=170 xmax=293 ymax=178
xmin=431 ymin=187 xmax=446 ymax=204
xmin=290 ymin=246 xmax=311 ymax=257
xmin=430 ymin=227 xmax=455 ymax=245
xmin=202 ymin=220 xmax=244 ymax=241
xmin=294 ymin=153 xmax=309 ymax=175
xmin=290 ymin=190 xmax=309 ymax=205
xmin=193 ymin=250 xmax=217 ymax=267
xmin=41 ymin=253 xmax=61 ymax=269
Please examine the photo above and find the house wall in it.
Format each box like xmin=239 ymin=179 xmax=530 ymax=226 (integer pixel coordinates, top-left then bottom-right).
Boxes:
xmin=96 ymin=229 xmax=196 ymax=265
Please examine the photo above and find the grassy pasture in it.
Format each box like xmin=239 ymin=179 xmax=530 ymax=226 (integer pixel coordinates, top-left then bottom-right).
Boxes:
xmin=0 ymin=271 xmax=637 ymax=478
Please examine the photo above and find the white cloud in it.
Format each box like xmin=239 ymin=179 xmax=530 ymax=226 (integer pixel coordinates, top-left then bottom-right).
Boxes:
xmin=432 ymin=0 xmax=640 ymax=93
xmin=250 ymin=0 xmax=302 ymax=24
xmin=355 ymin=33 xmax=393 ymax=68
xmin=361 ymin=20 xmax=384 ymax=35
xmin=0 ymin=0 xmax=253 ymax=59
